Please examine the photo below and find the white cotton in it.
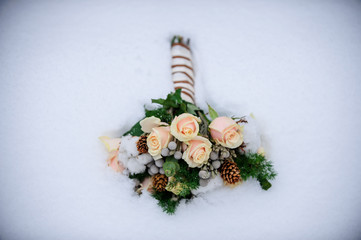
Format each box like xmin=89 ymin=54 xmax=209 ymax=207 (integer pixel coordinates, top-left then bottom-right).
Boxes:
xmin=118 ymin=152 xmax=130 ymax=168
xmin=136 ymin=154 xmax=153 ymax=165
xmin=192 ymin=175 xmax=224 ymax=195
xmin=242 ymin=116 xmax=261 ymax=153
xmin=127 ymin=158 xmax=146 ymax=174
xmin=119 ymin=135 xmax=139 ymax=157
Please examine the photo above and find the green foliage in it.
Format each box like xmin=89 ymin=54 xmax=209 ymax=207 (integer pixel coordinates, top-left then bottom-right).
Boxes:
xmin=123 ymin=121 xmax=143 ymax=136
xmin=172 ymin=159 xmax=200 ymax=197
xmin=152 ymin=89 xmax=184 ymax=110
xmin=123 ymin=90 xmax=206 ymax=136
xmin=145 ymin=107 xmax=172 ymax=123
xmin=234 ymin=152 xmax=277 ymax=190
xmin=151 ymin=90 xmax=204 ymax=117
xmin=258 ymin=178 xmax=272 ymax=191
xmin=207 ymin=104 xmax=219 ymax=120
xmin=151 ymin=190 xmax=180 ymax=215
xmin=185 ymin=102 xmax=200 ymax=115
xmin=197 ymin=110 xmax=211 ymax=137
xmin=128 ymin=171 xmax=150 ymax=182
xmin=151 ymin=159 xmax=200 ymax=214
xmin=163 ymin=158 xmax=180 ymax=177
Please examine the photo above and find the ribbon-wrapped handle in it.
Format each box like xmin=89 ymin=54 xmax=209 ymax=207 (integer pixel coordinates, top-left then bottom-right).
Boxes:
xmin=171 ymin=36 xmax=195 ymax=104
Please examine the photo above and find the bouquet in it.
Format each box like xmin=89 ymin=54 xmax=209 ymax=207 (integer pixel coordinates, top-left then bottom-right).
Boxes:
xmin=100 ymin=36 xmax=276 ymax=214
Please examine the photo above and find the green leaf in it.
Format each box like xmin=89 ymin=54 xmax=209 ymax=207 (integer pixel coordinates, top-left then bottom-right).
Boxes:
xmin=151 ymin=89 xmax=183 ymax=110
xmin=151 ymin=99 xmax=165 ymax=105
xmin=186 ymin=102 xmax=200 ymax=115
xmin=180 ymin=102 xmax=187 ymax=113
xmin=207 ymin=104 xmax=219 ymax=120
xmin=123 ymin=121 xmax=143 ymax=136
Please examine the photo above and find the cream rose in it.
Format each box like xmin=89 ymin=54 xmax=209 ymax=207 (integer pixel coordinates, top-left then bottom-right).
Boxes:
xmin=170 ymin=113 xmax=201 ymax=142
xmin=182 ymin=136 xmax=212 ymax=168
xmin=147 ymin=126 xmax=172 ymax=160
xmin=140 ymin=116 xmax=168 ymax=133
xmin=209 ymin=117 xmax=244 ymax=149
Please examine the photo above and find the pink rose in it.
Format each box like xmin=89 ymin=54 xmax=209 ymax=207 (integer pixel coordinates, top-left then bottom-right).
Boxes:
xmin=183 ymin=136 xmax=212 ymax=168
xmin=209 ymin=117 xmax=244 ymax=149
xmin=170 ymin=113 xmax=201 ymax=142
xmin=147 ymin=126 xmax=172 ymax=160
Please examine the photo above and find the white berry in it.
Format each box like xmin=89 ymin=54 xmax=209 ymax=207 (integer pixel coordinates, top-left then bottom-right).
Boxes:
xmin=150 ymin=165 xmax=159 ymax=174
xmin=168 ymin=141 xmax=177 ymax=150
xmin=155 ymin=159 xmax=164 ymax=167
xmin=161 ymin=148 xmax=170 ymax=157
xmin=199 ymin=179 xmax=209 ymax=187
xmin=174 ymin=151 xmax=182 ymax=159
xmin=199 ymin=170 xmax=210 ymax=179
xmin=212 ymin=160 xmax=221 ymax=169
xmin=221 ymin=151 xmax=230 ymax=158
xmin=210 ymin=151 xmax=218 ymax=160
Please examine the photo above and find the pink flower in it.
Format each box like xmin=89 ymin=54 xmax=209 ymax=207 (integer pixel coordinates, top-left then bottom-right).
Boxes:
xmin=209 ymin=117 xmax=244 ymax=149
xmin=183 ymin=136 xmax=212 ymax=168
xmin=170 ymin=113 xmax=201 ymax=141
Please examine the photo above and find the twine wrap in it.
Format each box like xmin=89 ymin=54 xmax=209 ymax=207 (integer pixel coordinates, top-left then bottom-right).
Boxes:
xmin=171 ymin=40 xmax=195 ymax=104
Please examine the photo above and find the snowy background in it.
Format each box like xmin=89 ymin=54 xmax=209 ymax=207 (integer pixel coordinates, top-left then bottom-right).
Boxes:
xmin=1 ymin=0 xmax=361 ymax=239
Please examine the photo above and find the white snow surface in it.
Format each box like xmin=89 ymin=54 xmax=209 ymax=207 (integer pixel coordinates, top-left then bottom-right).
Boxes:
xmin=1 ymin=0 xmax=361 ymax=239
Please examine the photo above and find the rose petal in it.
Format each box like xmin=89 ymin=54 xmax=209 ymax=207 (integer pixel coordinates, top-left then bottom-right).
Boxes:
xmin=107 ymin=150 xmax=125 ymax=173
xmin=140 ymin=116 xmax=168 ymax=133
xmin=99 ymin=136 xmax=121 ymax=152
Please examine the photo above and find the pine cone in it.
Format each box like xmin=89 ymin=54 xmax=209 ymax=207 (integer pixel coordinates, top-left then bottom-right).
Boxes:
xmin=220 ymin=160 xmax=241 ymax=184
xmin=137 ymin=135 xmax=148 ymax=154
xmin=153 ymin=174 xmax=168 ymax=192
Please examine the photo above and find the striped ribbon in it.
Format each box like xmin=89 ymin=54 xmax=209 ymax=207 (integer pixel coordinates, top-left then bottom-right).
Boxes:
xmin=171 ymin=42 xmax=195 ymax=104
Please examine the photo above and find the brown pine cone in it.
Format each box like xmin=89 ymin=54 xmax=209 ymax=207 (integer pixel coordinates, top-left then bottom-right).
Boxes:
xmin=137 ymin=135 xmax=148 ymax=154
xmin=220 ymin=160 xmax=241 ymax=184
xmin=153 ymin=174 xmax=168 ymax=192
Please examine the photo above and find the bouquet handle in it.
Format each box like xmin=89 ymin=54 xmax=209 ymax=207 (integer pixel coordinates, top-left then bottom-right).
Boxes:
xmin=171 ymin=36 xmax=195 ymax=104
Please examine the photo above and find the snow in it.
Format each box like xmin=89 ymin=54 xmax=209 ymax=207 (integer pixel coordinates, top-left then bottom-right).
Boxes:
xmin=1 ymin=0 xmax=361 ymax=239
xmin=242 ymin=116 xmax=262 ymax=153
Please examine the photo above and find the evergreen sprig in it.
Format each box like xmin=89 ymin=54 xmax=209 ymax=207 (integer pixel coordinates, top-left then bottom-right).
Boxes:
xmin=173 ymin=159 xmax=200 ymax=197
xmin=128 ymin=171 xmax=150 ymax=183
xmin=151 ymin=190 xmax=180 ymax=215
xmin=234 ymin=152 xmax=277 ymax=190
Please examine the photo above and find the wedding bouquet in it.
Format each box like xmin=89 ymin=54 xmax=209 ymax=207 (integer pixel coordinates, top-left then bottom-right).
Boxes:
xmin=100 ymin=36 xmax=276 ymax=214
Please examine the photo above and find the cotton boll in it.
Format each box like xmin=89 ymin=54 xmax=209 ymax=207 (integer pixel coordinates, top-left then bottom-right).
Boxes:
xmin=118 ymin=135 xmax=130 ymax=153
xmin=192 ymin=175 xmax=224 ymax=195
xmin=127 ymin=158 xmax=146 ymax=174
xmin=136 ymin=153 xmax=153 ymax=165
xmin=242 ymin=116 xmax=261 ymax=153
xmin=119 ymin=135 xmax=140 ymax=157
xmin=118 ymin=152 xmax=130 ymax=168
